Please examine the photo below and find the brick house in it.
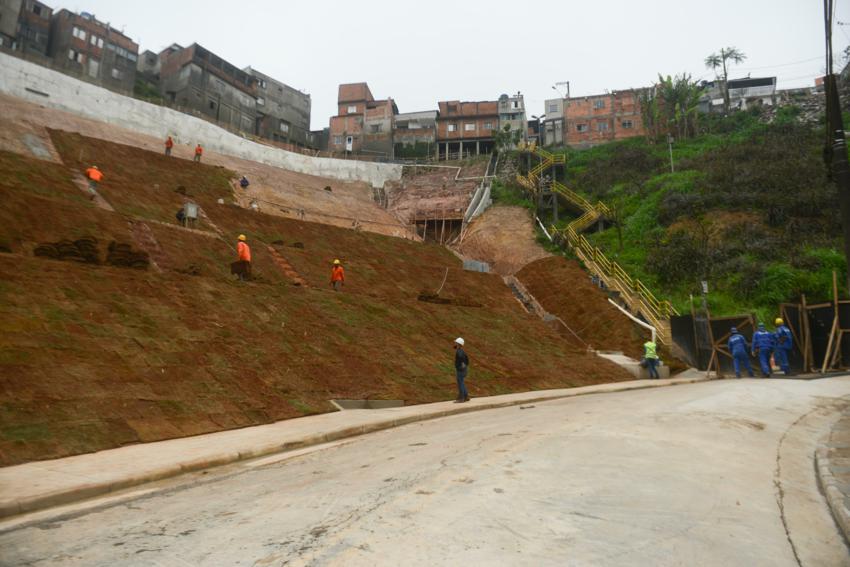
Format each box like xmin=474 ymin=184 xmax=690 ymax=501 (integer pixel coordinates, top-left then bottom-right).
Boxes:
xmin=553 ymin=89 xmax=646 ymax=147
xmin=435 ymin=100 xmax=498 ymax=160
xmin=329 ymin=82 xmax=397 ymax=157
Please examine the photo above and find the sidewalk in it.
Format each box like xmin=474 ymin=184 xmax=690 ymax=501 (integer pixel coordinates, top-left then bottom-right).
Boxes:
xmin=0 ymin=373 xmax=709 ymax=519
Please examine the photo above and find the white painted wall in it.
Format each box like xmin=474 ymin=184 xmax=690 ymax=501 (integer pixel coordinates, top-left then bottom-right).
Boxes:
xmin=0 ymin=52 xmax=402 ymax=188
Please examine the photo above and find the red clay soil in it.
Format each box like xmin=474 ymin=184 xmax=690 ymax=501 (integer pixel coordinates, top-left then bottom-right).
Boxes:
xmin=517 ymin=256 xmax=648 ymax=358
xmin=0 ymin=137 xmax=633 ymax=466
xmin=457 ymin=206 xmax=551 ymax=275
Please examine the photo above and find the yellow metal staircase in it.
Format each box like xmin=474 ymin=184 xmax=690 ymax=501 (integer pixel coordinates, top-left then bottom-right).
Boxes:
xmin=515 ymin=142 xmax=679 ymax=344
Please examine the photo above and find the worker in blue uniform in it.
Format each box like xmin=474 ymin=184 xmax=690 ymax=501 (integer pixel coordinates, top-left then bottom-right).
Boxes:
xmin=751 ymin=323 xmax=775 ymax=377
xmin=727 ymin=327 xmax=754 ymax=378
xmin=773 ymin=317 xmax=793 ymax=376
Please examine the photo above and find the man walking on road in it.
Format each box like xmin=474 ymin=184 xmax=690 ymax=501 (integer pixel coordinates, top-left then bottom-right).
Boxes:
xmin=454 ymin=337 xmax=470 ymax=403
xmin=773 ymin=318 xmax=793 ymax=376
xmin=752 ymin=323 xmax=775 ymax=377
xmin=727 ymin=327 xmax=754 ymax=378
xmin=84 ymin=165 xmax=103 ymax=199
xmin=330 ymin=259 xmax=345 ymax=291
xmin=165 ymin=136 xmax=174 ymax=157
xmin=194 ymin=144 xmax=203 ymax=163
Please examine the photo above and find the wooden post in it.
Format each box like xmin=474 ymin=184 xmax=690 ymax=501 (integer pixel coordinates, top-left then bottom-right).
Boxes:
xmin=704 ymin=303 xmax=722 ymax=378
xmin=823 ymin=315 xmax=839 ymax=373
xmin=801 ymin=294 xmax=812 ymax=373
xmin=689 ymin=294 xmax=701 ymax=369
xmin=440 ymin=207 xmax=446 ymax=245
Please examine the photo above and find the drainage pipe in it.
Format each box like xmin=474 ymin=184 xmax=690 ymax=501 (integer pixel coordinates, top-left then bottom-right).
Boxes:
xmin=607 ymin=298 xmax=656 ymax=343
xmin=535 ymin=217 xmax=553 ymax=241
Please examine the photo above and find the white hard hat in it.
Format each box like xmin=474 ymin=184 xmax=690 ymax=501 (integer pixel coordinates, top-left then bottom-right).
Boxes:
xmin=454 ymin=337 xmax=464 ymax=346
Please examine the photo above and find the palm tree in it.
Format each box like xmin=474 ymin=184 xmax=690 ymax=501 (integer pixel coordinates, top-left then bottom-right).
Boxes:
xmin=705 ymin=47 xmax=747 ymax=113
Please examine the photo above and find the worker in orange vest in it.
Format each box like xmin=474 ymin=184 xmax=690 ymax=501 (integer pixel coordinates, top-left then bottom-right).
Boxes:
xmin=194 ymin=144 xmax=203 ymax=163
xmin=330 ymin=259 xmax=345 ymax=291
xmin=165 ymin=136 xmax=174 ymax=157
xmin=84 ymin=165 xmax=103 ymax=200
xmin=235 ymin=234 xmax=251 ymax=281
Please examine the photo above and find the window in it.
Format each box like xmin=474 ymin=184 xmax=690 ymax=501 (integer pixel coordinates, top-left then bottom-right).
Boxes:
xmin=484 ymin=122 xmax=493 ymax=130
xmin=258 ymin=79 xmax=267 ymax=89
xmin=464 ymin=123 xmax=475 ymax=131
xmin=209 ymin=100 xmax=217 ymax=110
xmin=370 ymin=124 xmax=382 ymax=133
xmin=87 ymin=58 xmax=99 ymax=78
xmin=90 ymin=34 xmax=96 ymax=46
xmin=347 ymin=105 xmax=357 ymax=113
xmin=596 ymin=121 xmax=609 ymax=132
xmin=72 ymin=26 xmax=86 ymax=41
xmin=333 ymin=135 xmax=343 ymax=145
xmin=256 ymin=97 xmax=265 ymax=106
xmin=549 ymin=103 xmax=558 ymax=113
xmin=593 ymin=99 xmax=605 ymax=109
xmin=408 ymin=121 xmax=421 ymax=130
xmin=111 ymin=68 xmax=124 ymax=80
xmin=67 ymin=49 xmax=84 ymax=63
xmin=448 ymin=123 xmax=457 ymax=132
xmin=576 ymin=123 xmax=588 ymax=133
xmin=511 ymin=100 xmax=519 ymax=109
xmin=622 ymin=120 xmax=633 ymax=129
xmin=97 ymin=37 xmax=103 ymax=48
xmin=279 ymin=121 xmax=289 ymax=133
xmin=32 ymin=4 xmax=42 ymax=16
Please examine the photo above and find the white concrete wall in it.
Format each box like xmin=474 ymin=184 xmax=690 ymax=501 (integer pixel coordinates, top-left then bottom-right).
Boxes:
xmin=0 ymin=52 xmax=402 ymax=188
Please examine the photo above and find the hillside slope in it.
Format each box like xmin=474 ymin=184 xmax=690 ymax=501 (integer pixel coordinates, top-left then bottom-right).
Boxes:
xmin=0 ymin=134 xmax=631 ymax=466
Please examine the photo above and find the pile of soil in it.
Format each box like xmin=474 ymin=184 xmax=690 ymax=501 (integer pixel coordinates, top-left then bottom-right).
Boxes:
xmin=34 ymin=237 xmax=99 ymax=264
xmin=517 ymin=256 xmax=647 ymax=358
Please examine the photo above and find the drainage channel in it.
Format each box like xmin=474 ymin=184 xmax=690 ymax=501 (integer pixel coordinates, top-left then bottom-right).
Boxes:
xmin=330 ymin=400 xmax=404 ymax=410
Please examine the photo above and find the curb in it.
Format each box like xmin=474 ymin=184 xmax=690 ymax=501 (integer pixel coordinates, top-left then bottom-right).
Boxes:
xmin=0 ymin=375 xmax=710 ymax=520
xmin=815 ymin=443 xmax=850 ymax=547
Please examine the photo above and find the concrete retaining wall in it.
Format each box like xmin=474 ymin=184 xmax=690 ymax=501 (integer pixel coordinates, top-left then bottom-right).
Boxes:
xmin=0 ymin=52 xmax=402 ymax=188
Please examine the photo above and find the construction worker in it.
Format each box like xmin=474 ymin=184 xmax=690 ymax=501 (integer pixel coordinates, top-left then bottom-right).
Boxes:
xmin=643 ymin=339 xmax=660 ymax=379
xmin=751 ymin=323 xmax=775 ymax=377
xmin=236 ymin=234 xmax=251 ymax=281
xmin=773 ymin=318 xmax=793 ymax=376
xmin=453 ymin=337 xmax=470 ymax=403
xmin=165 ymin=136 xmax=174 ymax=157
xmin=330 ymin=259 xmax=345 ymax=291
xmin=727 ymin=327 xmax=754 ymax=378
xmin=194 ymin=144 xmax=203 ymax=163
xmin=84 ymin=165 xmax=103 ymax=199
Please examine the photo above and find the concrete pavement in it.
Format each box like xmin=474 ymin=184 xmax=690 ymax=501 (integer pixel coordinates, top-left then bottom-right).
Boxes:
xmin=1 ymin=377 xmax=848 ymax=566
xmin=0 ymin=373 xmax=708 ymax=520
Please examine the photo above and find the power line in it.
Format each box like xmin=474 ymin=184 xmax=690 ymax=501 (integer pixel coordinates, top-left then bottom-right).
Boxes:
xmin=735 ymin=56 xmax=822 ymax=71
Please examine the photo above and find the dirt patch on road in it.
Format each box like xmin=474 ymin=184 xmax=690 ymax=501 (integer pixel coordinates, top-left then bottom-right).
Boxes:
xmin=517 ymin=256 xmax=647 ymax=357
xmin=457 ymin=207 xmax=551 ymax=275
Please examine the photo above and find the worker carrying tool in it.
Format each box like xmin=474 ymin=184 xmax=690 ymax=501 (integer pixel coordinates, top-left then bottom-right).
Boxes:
xmin=773 ymin=318 xmax=793 ymax=376
xmin=194 ymin=144 xmax=203 ymax=163
xmin=453 ymin=337 xmax=470 ymax=403
xmin=232 ymin=234 xmax=251 ymax=281
xmin=642 ymin=339 xmax=660 ymax=379
xmin=751 ymin=323 xmax=775 ymax=378
xmin=84 ymin=165 xmax=103 ymax=199
xmin=727 ymin=327 xmax=754 ymax=378
xmin=165 ymin=136 xmax=174 ymax=157
xmin=330 ymin=259 xmax=345 ymax=291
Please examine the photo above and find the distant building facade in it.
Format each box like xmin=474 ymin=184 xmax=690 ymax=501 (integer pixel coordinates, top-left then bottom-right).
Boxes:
xmin=542 ymin=97 xmax=565 ymax=146
xmin=498 ymin=92 xmax=527 ymax=140
xmin=555 ymin=89 xmax=645 ymax=147
xmin=47 ymin=9 xmax=138 ymax=94
xmin=0 ymin=0 xmax=52 ymax=58
xmin=329 ymin=83 xmax=397 ymax=157
xmin=435 ymin=100 xmax=498 ymax=159
xmin=393 ymin=110 xmax=437 ymax=158
xmin=699 ymin=77 xmax=777 ymax=113
xmin=159 ymin=43 xmax=257 ymax=134
xmin=245 ymin=66 xmax=311 ymax=148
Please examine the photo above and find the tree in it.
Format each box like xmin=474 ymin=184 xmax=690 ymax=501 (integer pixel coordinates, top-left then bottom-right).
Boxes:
xmin=494 ymin=124 xmax=522 ymax=152
xmin=639 ymin=74 xmax=704 ymax=142
xmin=705 ymin=47 xmax=747 ymax=113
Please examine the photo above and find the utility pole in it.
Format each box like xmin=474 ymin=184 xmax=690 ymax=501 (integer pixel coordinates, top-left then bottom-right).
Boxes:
xmin=824 ymin=0 xmax=850 ymax=293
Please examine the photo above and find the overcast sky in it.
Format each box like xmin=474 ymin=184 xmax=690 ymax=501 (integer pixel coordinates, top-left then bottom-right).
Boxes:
xmin=62 ymin=0 xmax=849 ymax=130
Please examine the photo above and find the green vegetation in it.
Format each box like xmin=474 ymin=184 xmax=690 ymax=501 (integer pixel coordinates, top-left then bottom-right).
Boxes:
xmin=547 ymin=108 xmax=846 ymax=320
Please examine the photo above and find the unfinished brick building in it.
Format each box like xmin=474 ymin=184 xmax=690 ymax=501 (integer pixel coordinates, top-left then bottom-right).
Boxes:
xmin=559 ymin=89 xmax=646 ymax=147
xmin=0 ymin=0 xmax=52 ymax=59
xmin=329 ymin=82 xmax=397 ymax=158
xmin=435 ymin=100 xmax=498 ymax=160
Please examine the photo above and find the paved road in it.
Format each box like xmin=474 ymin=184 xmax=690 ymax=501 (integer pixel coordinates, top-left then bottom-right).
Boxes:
xmin=2 ymin=378 xmax=850 ymax=566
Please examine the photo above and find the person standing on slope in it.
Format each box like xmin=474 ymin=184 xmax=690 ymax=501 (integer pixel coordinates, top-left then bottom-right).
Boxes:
xmin=643 ymin=339 xmax=660 ymax=379
xmin=773 ymin=318 xmax=793 ymax=376
xmin=85 ymin=165 xmax=103 ymax=199
xmin=235 ymin=234 xmax=251 ymax=281
xmin=751 ymin=323 xmax=775 ymax=378
xmin=165 ymin=136 xmax=174 ymax=157
xmin=454 ymin=337 xmax=470 ymax=403
xmin=194 ymin=144 xmax=203 ymax=163
xmin=330 ymin=259 xmax=345 ymax=291
xmin=727 ymin=327 xmax=754 ymax=378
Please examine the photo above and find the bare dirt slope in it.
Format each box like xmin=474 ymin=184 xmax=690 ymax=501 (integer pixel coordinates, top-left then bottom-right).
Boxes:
xmin=0 ymin=138 xmax=631 ymax=466
xmin=517 ymin=256 xmax=648 ymax=357
xmin=457 ymin=206 xmax=551 ymax=275
xmin=384 ymin=159 xmax=487 ymax=223
xmin=0 ymin=94 xmax=407 ymax=237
